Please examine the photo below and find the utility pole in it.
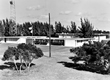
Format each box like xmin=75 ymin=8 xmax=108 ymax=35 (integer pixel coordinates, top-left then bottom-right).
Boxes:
xmin=49 ymin=13 xmax=51 ymax=57
xmin=32 ymin=26 xmax=34 ymax=45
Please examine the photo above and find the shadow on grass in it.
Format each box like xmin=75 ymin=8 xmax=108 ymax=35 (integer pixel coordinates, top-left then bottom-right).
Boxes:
xmin=58 ymin=57 xmax=108 ymax=75
xmin=0 ymin=62 xmax=35 ymax=70
xmin=0 ymin=65 xmax=11 ymax=70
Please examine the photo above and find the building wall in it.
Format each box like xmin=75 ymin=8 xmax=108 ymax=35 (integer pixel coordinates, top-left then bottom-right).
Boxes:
xmin=59 ymin=36 xmax=72 ymax=38
xmin=94 ymin=36 xmax=106 ymax=42
xmin=65 ymin=39 xmax=76 ymax=47
xmin=17 ymin=37 xmax=26 ymax=43
xmin=26 ymin=38 xmax=33 ymax=44
xmin=0 ymin=37 xmax=26 ymax=44
xmin=64 ymin=39 xmax=91 ymax=47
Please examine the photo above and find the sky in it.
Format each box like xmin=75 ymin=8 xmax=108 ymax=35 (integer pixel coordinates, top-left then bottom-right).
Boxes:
xmin=0 ymin=0 xmax=110 ymax=30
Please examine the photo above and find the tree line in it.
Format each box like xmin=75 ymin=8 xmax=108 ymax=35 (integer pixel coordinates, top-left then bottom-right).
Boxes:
xmin=0 ymin=18 xmax=109 ymax=38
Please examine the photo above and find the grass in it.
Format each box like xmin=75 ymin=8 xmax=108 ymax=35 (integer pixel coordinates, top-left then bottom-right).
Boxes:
xmin=0 ymin=43 xmax=110 ymax=80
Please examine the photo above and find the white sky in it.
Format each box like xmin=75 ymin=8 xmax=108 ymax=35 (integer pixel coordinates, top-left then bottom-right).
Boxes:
xmin=0 ymin=0 xmax=110 ymax=30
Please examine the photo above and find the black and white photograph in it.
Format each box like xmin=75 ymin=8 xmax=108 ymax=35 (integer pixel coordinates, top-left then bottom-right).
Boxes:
xmin=0 ymin=0 xmax=110 ymax=80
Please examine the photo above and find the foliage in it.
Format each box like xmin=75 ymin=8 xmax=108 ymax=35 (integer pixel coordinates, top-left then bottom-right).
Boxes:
xmin=17 ymin=43 xmax=44 ymax=58
xmin=0 ymin=19 xmax=55 ymax=36
xmin=3 ymin=19 xmax=11 ymax=36
xmin=70 ymin=41 xmax=110 ymax=73
xmin=32 ymin=21 xmax=54 ymax=36
xmin=50 ymin=33 xmax=59 ymax=37
xmin=70 ymin=21 xmax=77 ymax=33
xmin=22 ymin=22 xmax=32 ymax=36
xmin=70 ymin=47 xmax=80 ymax=53
xmin=0 ymin=18 xmax=109 ymax=37
xmin=55 ymin=22 xmax=63 ymax=33
xmin=2 ymin=47 xmax=19 ymax=71
xmin=0 ymin=21 xmax=4 ymax=36
xmin=78 ymin=18 xmax=94 ymax=38
xmin=93 ymin=30 xmax=110 ymax=34
xmin=107 ymin=41 xmax=110 ymax=47
xmin=2 ymin=43 xmax=44 ymax=73
xmin=2 ymin=47 xmax=19 ymax=61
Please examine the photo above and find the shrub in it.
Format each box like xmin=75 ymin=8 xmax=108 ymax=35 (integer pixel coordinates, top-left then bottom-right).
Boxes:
xmin=2 ymin=47 xmax=19 ymax=71
xmin=70 ymin=41 xmax=110 ymax=73
xmin=70 ymin=47 xmax=80 ymax=53
xmin=2 ymin=43 xmax=44 ymax=73
xmin=17 ymin=43 xmax=43 ymax=57
xmin=2 ymin=47 xmax=20 ymax=61
xmin=107 ymin=41 xmax=110 ymax=46
xmin=17 ymin=43 xmax=43 ymax=70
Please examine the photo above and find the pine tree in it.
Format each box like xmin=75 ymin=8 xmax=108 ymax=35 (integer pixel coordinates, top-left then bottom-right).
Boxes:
xmin=78 ymin=18 xmax=94 ymax=38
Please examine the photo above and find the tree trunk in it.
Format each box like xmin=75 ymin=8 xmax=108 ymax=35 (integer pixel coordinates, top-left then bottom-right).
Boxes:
xmin=28 ymin=62 xmax=31 ymax=72
xmin=25 ymin=61 xmax=28 ymax=68
xmin=27 ymin=58 xmax=33 ymax=72
xmin=14 ymin=62 xmax=19 ymax=72
xmin=19 ymin=58 xmax=23 ymax=73
xmin=106 ymin=62 xmax=110 ymax=73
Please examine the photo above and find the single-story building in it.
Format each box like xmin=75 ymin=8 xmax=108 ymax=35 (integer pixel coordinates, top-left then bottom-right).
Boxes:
xmin=0 ymin=35 xmax=109 ymax=47
xmin=64 ymin=38 xmax=94 ymax=47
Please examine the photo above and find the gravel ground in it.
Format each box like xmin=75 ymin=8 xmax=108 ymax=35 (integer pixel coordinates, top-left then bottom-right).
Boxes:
xmin=0 ymin=43 xmax=110 ymax=80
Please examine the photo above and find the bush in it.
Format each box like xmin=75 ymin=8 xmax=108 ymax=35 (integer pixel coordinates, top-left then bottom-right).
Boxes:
xmin=2 ymin=47 xmax=19 ymax=61
xmin=107 ymin=40 xmax=110 ymax=47
xmin=70 ymin=47 xmax=80 ymax=53
xmin=2 ymin=43 xmax=44 ymax=73
xmin=2 ymin=47 xmax=20 ymax=71
xmin=70 ymin=41 xmax=110 ymax=73
xmin=17 ymin=43 xmax=43 ymax=57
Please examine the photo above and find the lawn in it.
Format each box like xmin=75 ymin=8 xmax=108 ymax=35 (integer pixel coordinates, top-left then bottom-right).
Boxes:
xmin=0 ymin=43 xmax=110 ymax=80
